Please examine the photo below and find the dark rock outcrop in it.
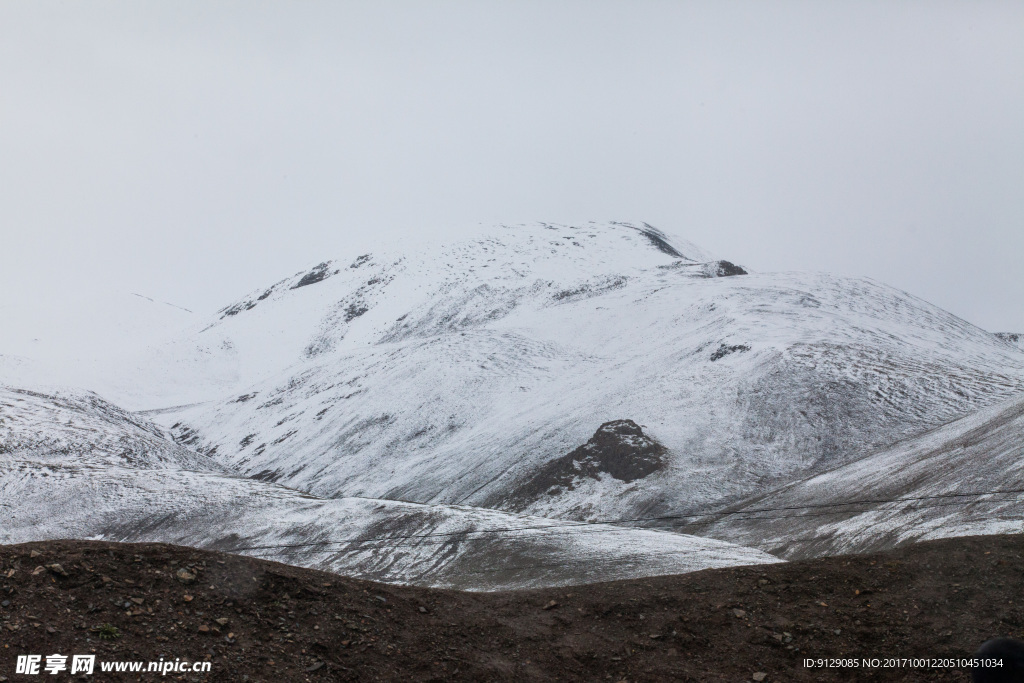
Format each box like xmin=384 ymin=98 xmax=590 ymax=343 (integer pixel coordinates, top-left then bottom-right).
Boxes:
xmin=710 ymin=343 xmax=751 ymax=361
xmin=291 ymin=262 xmax=333 ymax=289
xmin=995 ymin=332 xmax=1023 ymax=351
xmin=509 ymin=420 xmax=666 ymax=506
xmin=634 ymin=223 xmax=686 ymax=258
xmin=712 ymin=260 xmax=747 ymax=276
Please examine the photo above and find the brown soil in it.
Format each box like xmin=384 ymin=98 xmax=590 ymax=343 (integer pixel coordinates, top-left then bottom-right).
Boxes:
xmin=1 ymin=534 xmax=1023 ymax=682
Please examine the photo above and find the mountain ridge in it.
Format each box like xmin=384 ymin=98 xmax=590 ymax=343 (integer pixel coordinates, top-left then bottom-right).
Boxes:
xmin=132 ymin=223 xmax=1023 ymax=526
xmin=3 ymin=221 xmax=1022 ymax=591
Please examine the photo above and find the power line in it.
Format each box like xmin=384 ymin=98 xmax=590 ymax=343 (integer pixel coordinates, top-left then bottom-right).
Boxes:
xmin=708 ymin=494 xmax=1024 ymax=523
xmin=234 ymin=487 xmax=1024 ymax=552
xmin=704 ymin=487 xmax=1024 ymax=516
xmin=231 ymin=490 xmax=1024 ymax=554
xmin=222 ymin=487 xmax=1024 ymax=555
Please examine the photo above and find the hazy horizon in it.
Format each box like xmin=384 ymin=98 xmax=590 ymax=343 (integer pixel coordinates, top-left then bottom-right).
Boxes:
xmin=2 ymin=1 xmax=1022 ymax=369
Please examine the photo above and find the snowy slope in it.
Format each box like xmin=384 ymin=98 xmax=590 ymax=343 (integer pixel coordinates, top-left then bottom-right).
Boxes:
xmin=98 ymin=222 xmax=715 ymax=409
xmin=0 ymin=383 xmax=779 ymax=590
xmin=0 ymin=462 xmax=779 ymax=590
xmin=686 ymin=394 xmax=1024 ymax=559
xmin=996 ymin=333 xmax=1024 ymax=353
xmin=139 ymin=222 xmax=1024 ymax=523
xmin=0 ymin=386 xmax=217 ymax=471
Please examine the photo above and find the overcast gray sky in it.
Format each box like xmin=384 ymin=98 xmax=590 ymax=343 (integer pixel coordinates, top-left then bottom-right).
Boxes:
xmin=2 ymin=1 xmax=1022 ymax=344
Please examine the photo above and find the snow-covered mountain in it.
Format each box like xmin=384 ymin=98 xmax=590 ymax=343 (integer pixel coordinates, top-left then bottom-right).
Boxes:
xmin=686 ymin=393 xmax=1024 ymax=558
xmin=3 ymin=221 xmax=1022 ymax=588
xmin=0 ymin=386 xmax=215 ymax=471
xmin=134 ymin=222 xmax=1024 ymax=524
xmin=0 ymin=384 xmax=778 ymax=590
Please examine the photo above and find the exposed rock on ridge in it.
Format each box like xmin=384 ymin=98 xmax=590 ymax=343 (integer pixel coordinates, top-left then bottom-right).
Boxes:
xmin=509 ymin=420 xmax=666 ymax=508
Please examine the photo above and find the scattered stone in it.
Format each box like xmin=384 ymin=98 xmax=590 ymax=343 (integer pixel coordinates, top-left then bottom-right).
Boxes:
xmin=198 ymin=625 xmax=210 ymax=633
xmin=183 ymin=595 xmax=194 ymax=602
xmin=215 ymin=618 xmax=229 ymax=626
xmin=418 ymin=606 xmax=428 ymax=614
xmin=732 ymin=609 xmax=746 ymax=618
xmin=45 ymin=564 xmax=68 ymax=577
xmin=130 ymin=597 xmax=144 ymax=605
xmin=542 ymin=600 xmax=559 ymax=610
xmin=752 ymin=673 xmax=767 ymax=682
xmin=175 ymin=568 xmax=196 ymax=584
xmin=30 ymin=550 xmax=41 ymax=558
xmin=31 ymin=566 xmax=46 ymax=576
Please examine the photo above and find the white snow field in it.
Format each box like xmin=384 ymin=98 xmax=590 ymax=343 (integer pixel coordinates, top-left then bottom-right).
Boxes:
xmin=0 ymin=385 xmax=779 ymax=590
xmin=685 ymin=393 xmax=1024 ymax=559
xmin=2 ymin=221 xmax=1022 ymax=587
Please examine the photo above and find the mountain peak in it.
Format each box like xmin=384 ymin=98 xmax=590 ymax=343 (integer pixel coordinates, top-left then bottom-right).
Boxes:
xmin=212 ymin=221 xmax=717 ymax=326
xmin=489 ymin=220 xmax=713 ymax=262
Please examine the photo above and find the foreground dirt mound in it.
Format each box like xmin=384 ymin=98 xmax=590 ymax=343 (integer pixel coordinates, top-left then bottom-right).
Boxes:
xmin=1 ymin=535 xmax=1023 ymax=681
